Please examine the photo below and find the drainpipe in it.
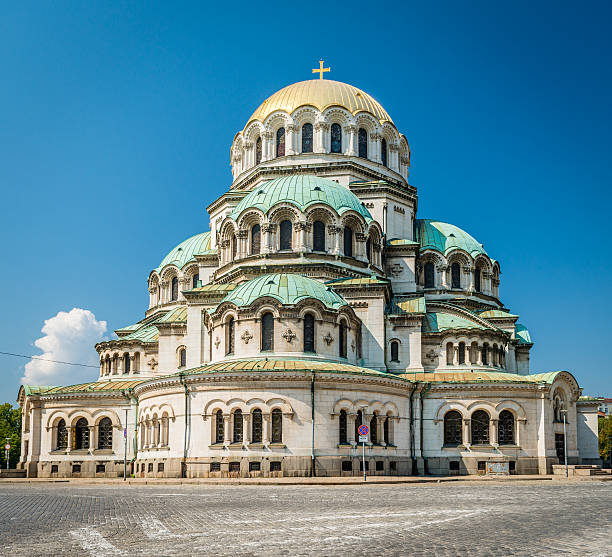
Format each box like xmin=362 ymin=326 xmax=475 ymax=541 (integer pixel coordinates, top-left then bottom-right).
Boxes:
xmin=179 ymin=373 xmax=189 ymax=478
xmin=311 ymin=370 xmax=316 ymax=477
xmin=419 ymin=383 xmax=432 ymax=475
xmin=408 ymin=383 xmax=417 ymax=473
xmin=122 ymin=389 xmax=138 ymax=478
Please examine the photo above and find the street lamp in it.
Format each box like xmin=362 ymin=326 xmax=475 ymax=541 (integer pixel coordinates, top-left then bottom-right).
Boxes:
xmin=560 ymin=409 xmax=568 ymax=478
xmin=360 ymin=405 xmax=368 ymax=482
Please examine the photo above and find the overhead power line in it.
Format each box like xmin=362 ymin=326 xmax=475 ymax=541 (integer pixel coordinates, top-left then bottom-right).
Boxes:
xmin=0 ymin=351 xmax=99 ymax=369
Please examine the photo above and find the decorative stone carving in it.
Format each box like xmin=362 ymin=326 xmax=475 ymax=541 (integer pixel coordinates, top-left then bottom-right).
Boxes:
xmin=282 ymin=329 xmax=296 ymax=343
xmin=388 ymin=264 xmax=403 ymax=277
xmin=214 ymin=337 xmax=221 ymax=349
xmin=241 ymin=330 xmax=253 ymax=344
xmin=425 ymin=349 xmax=438 ymax=363
xmin=323 ymin=332 xmax=334 ymax=345
xmin=147 ymin=357 xmax=158 ymax=370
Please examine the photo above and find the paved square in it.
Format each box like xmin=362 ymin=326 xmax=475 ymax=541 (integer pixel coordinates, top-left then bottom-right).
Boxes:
xmin=0 ymin=481 xmax=611 ymax=556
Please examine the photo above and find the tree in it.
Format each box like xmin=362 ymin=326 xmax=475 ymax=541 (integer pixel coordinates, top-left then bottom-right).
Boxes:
xmin=599 ymin=415 xmax=612 ymax=466
xmin=0 ymin=403 xmax=21 ymax=468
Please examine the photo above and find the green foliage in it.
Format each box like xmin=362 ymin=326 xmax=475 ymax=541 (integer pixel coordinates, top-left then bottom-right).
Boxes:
xmin=0 ymin=403 xmax=21 ymax=468
xmin=599 ymin=416 xmax=612 ymax=463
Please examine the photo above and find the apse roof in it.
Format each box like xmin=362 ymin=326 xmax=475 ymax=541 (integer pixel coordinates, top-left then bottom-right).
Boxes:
xmin=156 ymin=231 xmax=213 ymax=272
xmin=415 ymin=219 xmax=487 ymax=258
xmin=230 ymin=175 xmax=373 ymax=223
xmin=423 ymin=311 xmax=492 ymax=333
xmin=515 ymin=323 xmax=533 ymax=344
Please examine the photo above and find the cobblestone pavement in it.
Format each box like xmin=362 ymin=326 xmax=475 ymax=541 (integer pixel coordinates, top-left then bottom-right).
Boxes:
xmin=0 ymin=482 xmax=611 ymax=556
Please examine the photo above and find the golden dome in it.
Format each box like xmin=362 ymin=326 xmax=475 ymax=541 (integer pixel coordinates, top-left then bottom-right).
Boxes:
xmin=246 ymin=79 xmax=393 ymax=126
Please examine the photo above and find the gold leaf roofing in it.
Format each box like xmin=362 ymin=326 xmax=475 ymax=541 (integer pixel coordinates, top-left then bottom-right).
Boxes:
xmin=247 ymin=80 xmax=393 ymax=127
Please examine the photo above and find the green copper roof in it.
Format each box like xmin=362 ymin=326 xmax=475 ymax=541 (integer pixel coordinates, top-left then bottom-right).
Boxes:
xmin=415 ymin=219 xmax=487 ymax=257
xmin=219 ymin=273 xmax=348 ymax=309
xmin=156 ymin=232 xmax=212 ymax=272
xmin=400 ymin=370 xmax=570 ymax=385
xmin=326 ymin=276 xmax=389 ymax=286
xmin=389 ymin=296 xmax=426 ymax=315
xmin=479 ymin=309 xmax=518 ymax=319
xmin=158 ymin=306 xmax=187 ymax=324
xmin=515 ymin=323 xmax=532 ymax=344
xmin=386 ymin=238 xmax=420 ymax=247
xmin=423 ymin=311 xmax=491 ymax=333
xmin=24 ymin=380 xmax=144 ymax=396
xmin=230 ymin=175 xmax=373 ymax=222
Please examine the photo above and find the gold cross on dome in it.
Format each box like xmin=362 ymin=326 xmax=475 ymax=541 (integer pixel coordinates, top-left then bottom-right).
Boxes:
xmin=312 ymin=59 xmax=331 ymax=79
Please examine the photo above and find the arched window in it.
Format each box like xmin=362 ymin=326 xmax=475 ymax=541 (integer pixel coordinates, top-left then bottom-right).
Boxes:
xmin=56 ymin=419 xmax=68 ymax=450
xmin=301 ymin=123 xmax=313 ymax=153
xmin=276 ymin=127 xmax=285 ymax=157
xmin=279 ymin=220 xmax=292 ymax=251
xmin=366 ymin=238 xmax=372 ymax=263
xmin=252 ymin=409 xmax=263 ymax=443
xmin=179 ymin=348 xmax=186 ymax=368
xmin=471 ymin=410 xmax=490 ymax=445
xmin=481 ymin=344 xmax=489 ymax=365
xmin=271 ymin=409 xmax=282 ymax=443
xmin=74 ymin=418 xmax=89 ymax=450
xmin=231 ymin=233 xmax=237 ymax=259
xmin=339 ymin=321 xmax=347 ymax=358
xmin=446 ymin=342 xmax=454 ymax=366
xmin=343 ymin=226 xmax=353 ymax=257
xmin=251 ymin=224 xmax=261 ymax=255
xmin=215 ymin=410 xmax=224 ymax=444
xmin=171 ymin=277 xmax=179 ymax=301
xmin=458 ymin=342 xmax=466 ymax=365
xmin=424 ymin=262 xmax=435 ymax=288
xmin=355 ymin=410 xmax=363 ymax=441
xmin=123 ymin=353 xmax=130 ymax=374
xmin=474 ymin=266 xmax=482 ymax=293
xmin=358 ymin=128 xmax=368 ymax=158
xmin=331 ymin=123 xmax=342 ymax=153
xmin=304 ymin=313 xmax=315 ymax=353
xmin=233 ymin=410 xmax=243 ymax=443
xmin=261 ymin=312 xmax=274 ymax=351
xmin=97 ymin=417 xmax=112 ymax=450
xmin=192 ymin=273 xmax=199 ymax=289
xmin=383 ymin=416 xmax=390 ymax=444
xmin=226 ymin=317 xmax=235 ymax=355
xmin=255 ymin=136 xmax=262 ymax=165
xmin=498 ymin=410 xmax=515 ymax=445
xmin=313 ymin=220 xmax=325 ymax=252
xmin=443 ymin=411 xmax=462 ymax=446
xmin=390 ymin=341 xmax=399 ymax=362
xmin=451 ymin=262 xmax=461 ymax=289
xmin=381 ymin=137 xmax=388 ymax=167
xmin=370 ymin=413 xmax=378 ymax=444
xmin=339 ymin=409 xmax=348 ymax=444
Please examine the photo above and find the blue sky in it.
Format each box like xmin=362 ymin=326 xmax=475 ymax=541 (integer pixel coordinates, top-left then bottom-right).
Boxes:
xmin=1 ymin=1 xmax=611 ymax=401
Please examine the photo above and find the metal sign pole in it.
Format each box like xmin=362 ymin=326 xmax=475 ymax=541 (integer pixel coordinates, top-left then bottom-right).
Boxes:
xmin=123 ymin=409 xmax=128 ymax=481
xmin=562 ymin=412 xmax=568 ymax=477
xmin=362 ymin=439 xmax=366 ymax=482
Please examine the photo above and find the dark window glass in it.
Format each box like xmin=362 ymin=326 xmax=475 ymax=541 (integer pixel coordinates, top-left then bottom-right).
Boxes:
xmin=424 ymin=262 xmax=435 ymax=288
xmin=261 ymin=312 xmax=274 ymax=351
xmin=390 ymin=341 xmax=399 ymax=362
xmin=56 ymin=419 xmax=68 ymax=450
xmin=171 ymin=277 xmax=179 ymax=301
xmin=229 ymin=462 xmax=241 ymax=473
xmin=179 ymin=348 xmax=186 ymax=367
xmin=231 ymin=234 xmax=237 ymax=259
xmin=370 ymin=414 xmax=378 ymax=444
xmin=343 ymin=226 xmax=353 ymax=257
xmin=444 ymin=411 xmax=462 ymax=446
xmin=123 ymin=353 xmax=130 ymax=373
xmin=215 ymin=410 xmax=224 ymax=444
xmin=475 ymin=266 xmax=482 ymax=292
xmin=304 ymin=313 xmax=315 ymax=353
xmin=226 ymin=318 xmax=235 ymax=355
xmin=255 ymin=137 xmax=262 ymax=164
xmin=498 ymin=410 xmax=515 ymax=445
xmin=249 ymin=461 xmax=261 ymax=472
xmin=72 ymin=464 xmax=81 ymax=474
xmin=339 ymin=321 xmax=347 ymax=358
xmin=192 ymin=274 xmax=199 ymax=289
xmin=279 ymin=220 xmax=292 ymax=250
xmin=251 ymin=224 xmax=261 ymax=255
xmin=390 ymin=461 xmax=397 ymax=472
xmin=97 ymin=417 xmax=113 ymax=449
xmin=51 ymin=464 xmax=58 ymax=473
xmin=383 ymin=417 xmax=389 ymax=444
xmin=342 ymin=460 xmax=352 ymax=472
xmin=158 ymin=463 xmax=164 ymax=472
xmin=74 ymin=418 xmax=89 ymax=450
xmin=339 ymin=410 xmax=348 ymax=444
xmin=358 ymin=128 xmax=368 ymax=158
xmin=301 ymin=123 xmax=313 ymax=153
xmin=210 ymin=462 xmax=221 ymax=472
xmin=355 ymin=410 xmax=363 ymax=441
xmin=381 ymin=137 xmax=388 ymax=167
xmin=276 ymin=127 xmax=285 ymax=157
xmin=482 ymin=344 xmax=488 ymax=365
xmin=270 ymin=461 xmax=282 ymax=472
xmin=271 ymin=409 xmax=282 ymax=443
xmin=252 ymin=409 xmax=263 ymax=443
xmin=451 ymin=262 xmax=461 ymax=289
xmin=449 ymin=460 xmax=460 ymax=471
xmin=366 ymin=238 xmax=371 ymax=262
xmin=376 ymin=461 xmax=384 ymax=471
xmin=458 ymin=342 xmax=466 ymax=365
xmin=471 ymin=410 xmax=490 ymax=445
xmin=331 ymin=123 xmax=342 ymax=153
xmin=313 ymin=220 xmax=325 ymax=251
xmin=556 ymin=433 xmax=565 ymax=464
xmin=233 ymin=410 xmax=243 ymax=443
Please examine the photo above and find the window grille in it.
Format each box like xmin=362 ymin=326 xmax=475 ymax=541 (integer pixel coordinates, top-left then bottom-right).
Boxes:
xmin=97 ymin=417 xmax=113 ymax=450
xmin=304 ymin=314 xmax=315 ymax=353
xmin=226 ymin=318 xmax=235 ymax=355
xmin=498 ymin=410 xmax=515 ymax=445
xmin=358 ymin=128 xmax=368 ymax=158
xmin=233 ymin=410 xmax=243 ymax=443
xmin=471 ymin=411 xmax=490 ymax=445
xmin=251 ymin=409 xmax=263 ymax=443
xmin=261 ymin=312 xmax=274 ymax=351
xmin=339 ymin=410 xmax=348 ymax=444
xmin=301 ymin=123 xmax=313 ymax=153
xmin=255 ymin=137 xmax=262 ymax=164
xmin=276 ymin=127 xmax=285 ymax=157
xmin=271 ymin=409 xmax=282 ymax=443
xmin=251 ymin=224 xmax=261 ymax=255
xmin=215 ymin=410 xmax=224 ymax=444
xmin=444 ymin=411 xmax=462 ymax=446
xmin=56 ymin=419 xmax=68 ymax=450
xmin=331 ymin=123 xmax=342 ymax=153
xmin=171 ymin=277 xmax=178 ymax=301
xmin=74 ymin=418 xmax=89 ymax=450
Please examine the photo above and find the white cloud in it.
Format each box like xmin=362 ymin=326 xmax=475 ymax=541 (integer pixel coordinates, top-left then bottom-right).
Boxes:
xmin=22 ymin=308 xmax=107 ymax=386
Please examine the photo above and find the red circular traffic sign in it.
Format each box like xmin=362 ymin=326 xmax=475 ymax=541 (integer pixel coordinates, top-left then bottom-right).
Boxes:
xmin=4 ymin=444 xmax=10 ymax=450
xmin=358 ymin=425 xmax=369 ymax=436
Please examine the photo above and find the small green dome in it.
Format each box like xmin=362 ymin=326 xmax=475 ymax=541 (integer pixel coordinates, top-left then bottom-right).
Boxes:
xmin=415 ymin=219 xmax=487 ymax=258
xmin=156 ymin=232 xmax=212 ymax=272
xmin=219 ymin=273 xmax=347 ymax=309
xmin=230 ymin=175 xmax=373 ymax=222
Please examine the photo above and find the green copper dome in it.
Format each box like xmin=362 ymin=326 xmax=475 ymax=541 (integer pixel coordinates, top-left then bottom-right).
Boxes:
xmin=219 ymin=273 xmax=348 ymax=309
xmin=415 ymin=219 xmax=487 ymax=258
xmin=156 ymin=232 xmax=212 ymax=272
xmin=230 ymin=175 xmax=373 ymax=222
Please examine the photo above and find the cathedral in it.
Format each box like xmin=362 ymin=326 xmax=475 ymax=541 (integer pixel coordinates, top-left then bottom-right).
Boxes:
xmin=18 ymin=66 xmax=601 ymax=478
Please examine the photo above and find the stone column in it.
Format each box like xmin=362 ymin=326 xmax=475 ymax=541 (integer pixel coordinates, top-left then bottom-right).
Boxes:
xmin=314 ymin=122 xmax=329 ymax=153
xmin=223 ymin=414 xmax=231 ymax=446
xmin=160 ymin=281 xmax=168 ymax=304
xmin=438 ymin=264 xmax=449 ymax=289
xmin=490 ymin=418 xmax=499 ymax=447
xmin=476 ymin=344 xmax=483 ymax=366
xmin=261 ymin=223 xmax=276 ymax=254
xmin=236 ymin=229 xmax=248 ymax=258
xmin=67 ymin=426 xmax=73 ymax=453
xmin=330 ymin=225 xmax=342 ymax=255
xmin=129 ymin=355 xmax=135 ymax=375
xmin=295 ymin=221 xmax=307 ymax=252
xmin=262 ymin=131 xmax=273 ymax=161
xmin=389 ymin=143 xmax=400 ymax=172
xmin=262 ymin=414 xmax=270 ymax=445
xmin=243 ymin=414 xmax=251 ymax=444
xmin=355 ymin=232 xmax=367 ymax=261
xmin=346 ymin=125 xmax=357 ymax=155
xmin=371 ymin=133 xmax=381 ymax=163
xmin=243 ymin=141 xmax=253 ymax=170
xmin=376 ymin=415 xmax=386 ymax=446
xmin=348 ymin=413 xmax=357 ymax=446
xmin=286 ymin=124 xmax=296 ymax=155
xmin=463 ymin=418 xmax=471 ymax=446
